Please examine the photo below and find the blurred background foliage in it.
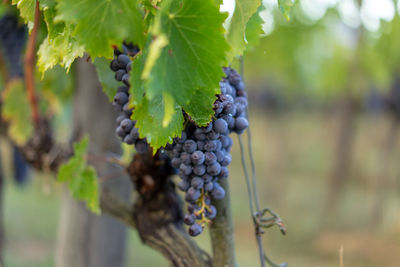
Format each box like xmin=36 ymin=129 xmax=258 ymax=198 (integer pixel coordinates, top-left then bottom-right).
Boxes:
xmin=2 ymin=0 xmax=400 ymax=266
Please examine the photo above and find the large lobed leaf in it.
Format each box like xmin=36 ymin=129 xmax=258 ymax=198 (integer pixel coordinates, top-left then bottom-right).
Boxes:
xmin=57 ymin=137 xmax=100 ymax=214
xmin=55 ymin=0 xmax=144 ymax=58
xmin=226 ymin=0 xmax=261 ymax=62
xmin=130 ymin=0 xmax=229 ymax=150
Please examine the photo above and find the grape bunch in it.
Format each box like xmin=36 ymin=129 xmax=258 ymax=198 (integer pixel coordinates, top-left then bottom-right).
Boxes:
xmin=110 ymin=44 xmax=149 ymax=153
xmin=109 ymin=45 xmax=248 ymax=237
xmin=168 ymin=67 xmax=249 ymax=236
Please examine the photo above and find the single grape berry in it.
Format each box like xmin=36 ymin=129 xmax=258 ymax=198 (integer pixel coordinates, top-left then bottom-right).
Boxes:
xmin=189 ymin=223 xmax=203 ymax=237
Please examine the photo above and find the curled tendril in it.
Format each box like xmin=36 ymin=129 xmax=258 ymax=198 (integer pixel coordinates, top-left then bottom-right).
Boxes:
xmin=253 ymin=208 xmax=286 ymax=235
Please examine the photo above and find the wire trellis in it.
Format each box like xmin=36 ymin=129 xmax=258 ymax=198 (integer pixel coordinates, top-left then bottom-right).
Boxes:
xmin=238 ymin=57 xmax=287 ymax=267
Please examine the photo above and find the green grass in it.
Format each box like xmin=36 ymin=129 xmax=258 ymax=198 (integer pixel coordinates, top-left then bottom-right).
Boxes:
xmin=3 ymin=110 xmax=400 ymax=267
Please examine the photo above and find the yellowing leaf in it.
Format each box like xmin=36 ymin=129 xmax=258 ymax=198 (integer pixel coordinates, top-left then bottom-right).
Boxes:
xmin=37 ymin=25 xmax=84 ymax=73
xmin=2 ymin=79 xmax=33 ymax=145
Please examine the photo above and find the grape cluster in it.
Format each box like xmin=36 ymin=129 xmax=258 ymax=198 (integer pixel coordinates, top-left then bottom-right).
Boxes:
xmin=110 ymin=44 xmax=149 ymax=153
xmin=109 ymin=45 xmax=249 ymax=237
xmin=168 ymin=67 xmax=249 ymax=236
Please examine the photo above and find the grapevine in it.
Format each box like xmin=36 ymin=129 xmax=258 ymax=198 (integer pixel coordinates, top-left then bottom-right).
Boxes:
xmin=110 ymin=43 xmax=249 ymax=236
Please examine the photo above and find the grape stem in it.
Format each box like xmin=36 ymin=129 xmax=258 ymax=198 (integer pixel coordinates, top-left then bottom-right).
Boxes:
xmin=24 ymin=0 xmax=40 ymax=125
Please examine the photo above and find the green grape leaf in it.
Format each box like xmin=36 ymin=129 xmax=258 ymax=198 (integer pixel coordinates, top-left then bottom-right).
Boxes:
xmin=56 ymin=0 xmax=144 ymax=58
xmin=39 ymin=0 xmax=56 ymax=9
xmin=131 ymin=0 xmax=228 ymax=150
xmin=226 ymin=0 xmax=261 ymax=62
xmin=1 ymin=79 xmax=33 ymax=145
xmin=132 ymin=94 xmax=184 ymax=151
xmin=37 ymin=24 xmax=84 ymax=73
xmin=11 ymin=0 xmax=55 ymax=26
xmin=93 ymin=57 xmax=119 ymax=101
xmin=12 ymin=0 xmax=35 ymax=25
xmin=278 ymin=0 xmax=295 ymax=21
xmin=244 ymin=5 xmax=265 ymax=53
xmin=43 ymin=6 xmax=65 ymax=41
xmin=57 ymin=137 xmax=100 ymax=214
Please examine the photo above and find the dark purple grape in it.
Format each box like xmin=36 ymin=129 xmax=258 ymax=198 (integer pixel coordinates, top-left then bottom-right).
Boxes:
xmin=204 ymin=140 xmax=218 ymax=152
xmin=204 ymin=152 xmax=217 ymax=165
xmin=207 ymin=162 xmax=221 ymax=176
xmin=115 ymin=69 xmax=126 ymax=81
xmin=129 ymin=128 xmax=139 ymax=139
xmin=117 ymin=54 xmax=130 ymax=69
xmin=212 ymin=183 xmax=225 ymax=199
xmin=221 ymin=154 xmax=232 ymax=166
xmin=194 ymin=128 xmax=207 ymax=141
xmin=206 ymin=205 xmax=217 ymax=219
xmin=126 ymin=61 xmax=132 ymax=72
xmin=123 ymin=134 xmax=135 ymax=145
xmin=235 ymin=96 xmax=248 ymax=107
xmin=116 ymin=115 xmax=125 ymax=124
xmin=236 ymin=81 xmax=245 ymax=91
xmin=116 ymin=127 xmax=125 ymax=138
xmin=193 ymin=164 xmax=206 ymax=176
xmin=189 ymin=223 xmax=203 ymax=237
xmin=200 ymin=123 xmax=212 ymax=133
xmin=202 ymin=174 xmax=213 ymax=183
xmin=215 ymin=150 xmax=224 ymax=163
xmin=114 ymin=92 xmax=128 ymax=106
xmin=176 ymin=131 xmax=187 ymax=144
xmin=120 ymin=119 xmax=133 ymax=132
xmin=219 ymin=135 xmax=230 ymax=148
xmin=179 ymin=163 xmax=192 ymax=176
xmin=213 ymin=118 xmax=228 ymax=134
xmin=197 ymin=141 xmax=205 ymax=150
xmin=228 ymin=72 xmax=241 ymax=85
xmin=178 ymin=179 xmax=190 ymax=191
xmin=188 ymin=204 xmax=200 ymax=213
xmin=180 ymin=152 xmax=191 ymax=165
xmin=123 ymin=103 xmax=133 ymax=117
xmin=191 ymin=177 xmax=204 ymax=189
xmin=204 ymin=182 xmax=214 ymax=192
xmin=183 ymin=140 xmax=197 ymax=153
xmin=235 ymin=117 xmax=249 ymax=132
xmin=219 ymin=166 xmax=229 ymax=178
xmin=186 ymin=187 xmax=200 ymax=201
xmin=110 ymin=60 xmax=119 ymax=71
xmin=207 ymin=130 xmax=220 ymax=140
xmin=184 ymin=214 xmax=196 ymax=225
xmin=122 ymin=74 xmax=130 ymax=86
xmin=223 ymin=102 xmax=237 ymax=116
xmin=191 ymin=151 xmax=205 ymax=165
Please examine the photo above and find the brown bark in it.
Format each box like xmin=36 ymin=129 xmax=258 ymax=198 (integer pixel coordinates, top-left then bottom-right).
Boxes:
xmin=24 ymin=0 xmax=40 ymax=125
xmin=209 ymin=178 xmax=236 ymax=267
xmin=128 ymin=151 xmax=212 ymax=267
xmin=55 ymin=58 xmax=130 ymax=267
